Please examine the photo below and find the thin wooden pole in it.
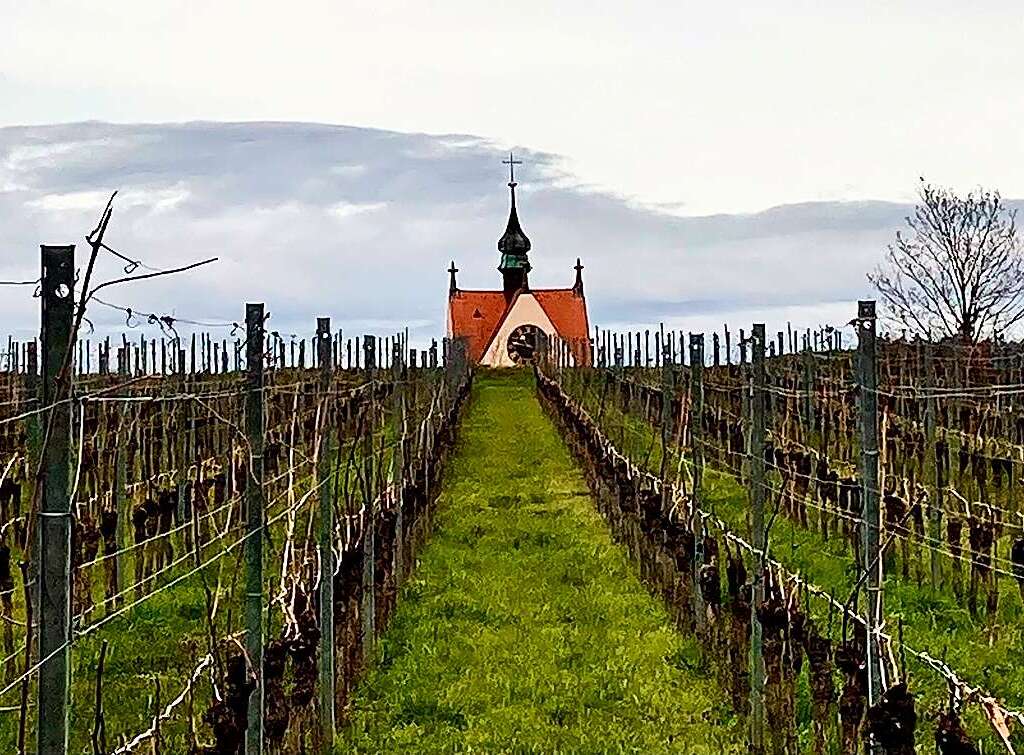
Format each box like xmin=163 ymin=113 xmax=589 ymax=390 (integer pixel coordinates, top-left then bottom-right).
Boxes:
xmin=924 ymin=339 xmax=942 ymax=589
xmin=748 ymin=323 xmax=766 ymax=753
xmin=361 ymin=334 xmax=377 ymax=667
xmin=316 ymin=317 xmax=335 ymax=750
xmin=689 ymin=334 xmax=706 ymax=635
xmin=244 ymin=303 xmax=265 ymax=755
xmin=391 ymin=341 xmax=406 ymax=586
xmin=856 ymin=300 xmax=884 ymax=729
xmin=38 ymin=244 xmax=75 ymax=755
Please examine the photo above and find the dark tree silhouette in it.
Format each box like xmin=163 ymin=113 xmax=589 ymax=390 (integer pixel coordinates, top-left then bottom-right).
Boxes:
xmin=869 ymin=181 xmax=1024 ymax=342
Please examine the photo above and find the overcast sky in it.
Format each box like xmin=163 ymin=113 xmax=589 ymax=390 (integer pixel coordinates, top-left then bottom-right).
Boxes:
xmin=1 ymin=3 xmax=1022 ymax=347
xmin=0 ymin=120 xmax=916 ymax=348
xmin=3 ymin=2 xmax=1022 ymax=214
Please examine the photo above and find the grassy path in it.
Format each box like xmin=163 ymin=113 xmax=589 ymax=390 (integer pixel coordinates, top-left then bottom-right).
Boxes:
xmin=344 ymin=371 xmax=741 ymax=753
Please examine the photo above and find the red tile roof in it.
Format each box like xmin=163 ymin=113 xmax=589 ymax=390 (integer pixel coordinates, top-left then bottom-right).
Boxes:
xmin=533 ymin=289 xmax=591 ymax=366
xmin=448 ymin=287 xmax=591 ymax=366
xmin=447 ymin=290 xmax=509 ymax=363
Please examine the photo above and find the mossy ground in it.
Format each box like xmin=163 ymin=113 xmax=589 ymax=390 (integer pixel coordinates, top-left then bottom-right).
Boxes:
xmin=344 ymin=370 xmax=742 ymax=753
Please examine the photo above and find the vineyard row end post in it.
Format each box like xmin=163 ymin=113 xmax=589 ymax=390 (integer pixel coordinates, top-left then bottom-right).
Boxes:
xmin=244 ymin=302 xmax=266 ymax=755
xmin=39 ymin=244 xmax=75 ymax=755
xmin=316 ymin=316 xmax=336 ymax=750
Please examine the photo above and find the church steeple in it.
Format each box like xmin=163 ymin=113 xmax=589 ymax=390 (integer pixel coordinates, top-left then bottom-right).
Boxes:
xmin=498 ymin=152 xmax=531 ymax=296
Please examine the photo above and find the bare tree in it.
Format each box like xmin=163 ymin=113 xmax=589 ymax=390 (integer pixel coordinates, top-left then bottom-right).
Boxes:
xmin=868 ymin=181 xmax=1024 ymax=342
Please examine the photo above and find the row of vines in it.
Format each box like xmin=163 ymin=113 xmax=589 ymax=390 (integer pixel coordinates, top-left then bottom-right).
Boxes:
xmin=539 ymin=325 xmax=1024 ymax=753
xmin=0 ymin=324 xmax=471 ymax=753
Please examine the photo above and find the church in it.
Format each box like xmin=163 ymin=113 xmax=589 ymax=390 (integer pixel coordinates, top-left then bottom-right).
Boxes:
xmin=446 ymin=155 xmax=592 ymax=367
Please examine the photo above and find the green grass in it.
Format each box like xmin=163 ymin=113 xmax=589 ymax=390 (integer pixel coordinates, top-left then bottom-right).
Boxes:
xmin=344 ymin=370 xmax=742 ymax=753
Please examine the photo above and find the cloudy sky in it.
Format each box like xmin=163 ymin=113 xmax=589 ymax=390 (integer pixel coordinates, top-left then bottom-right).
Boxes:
xmin=2 ymin=2 xmax=1023 ymax=346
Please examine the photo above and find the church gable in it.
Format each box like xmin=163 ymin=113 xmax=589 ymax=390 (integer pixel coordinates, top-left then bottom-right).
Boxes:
xmin=480 ymin=292 xmax=559 ymax=367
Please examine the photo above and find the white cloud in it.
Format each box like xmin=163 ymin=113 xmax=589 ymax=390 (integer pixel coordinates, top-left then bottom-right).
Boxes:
xmin=26 ymin=188 xmax=111 ymax=211
xmin=27 ymin=184 xmax=190 ymax=213
xmin=327 ymin=200 xmax=387 ymax=220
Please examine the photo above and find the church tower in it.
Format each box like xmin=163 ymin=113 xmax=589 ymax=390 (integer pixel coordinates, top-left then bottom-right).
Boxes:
xmin=447 ymin=153 xmax=591 ymax=367
xmin=497 ymin=152 xmax=531 ymax=297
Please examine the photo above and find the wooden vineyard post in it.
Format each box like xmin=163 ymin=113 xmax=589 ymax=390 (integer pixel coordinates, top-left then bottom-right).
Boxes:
xmin=748 ymin=323 xmax=766 ymax=754
xmin=244 ymin=303 xmax=266 ymax=755
xmin=659 ymin=345 xmax=674 ymax=484
xmin=802 ymin=341 xmax=814 ymax=439
xmin=38 ymin=244 xmax=75 ymax=755
xmin=924 ymin=339 xmax=942 ymax=589
xmin=361 ymin=334 xmax=377 ymax=668
xmin=689 ymin=334 xmax=706 ymax=635
xmin=391 ymin=340 xmax=406 ymax=586
xmin=175 ymin=365 xmax=188 ymax=561
xmin=113 ymin=445 xmax=126 ymax=608
xmin=856 ymin=300 xmax=884 ymax=725
xmin=316 ymin=317 xmax=335 ymax=750
xmin=25 ymin=342 xmax=41 ymax=510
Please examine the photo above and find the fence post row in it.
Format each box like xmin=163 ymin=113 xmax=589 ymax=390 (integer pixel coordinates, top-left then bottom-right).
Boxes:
xmin=244 ymin=303 xmax=266 ymax=755
xmin=38 ymin=244 xmax=75 ymax=755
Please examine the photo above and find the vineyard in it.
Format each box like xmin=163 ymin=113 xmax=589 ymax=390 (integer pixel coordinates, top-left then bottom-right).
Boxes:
xmin=538 ymin=311 xmax=1024 ymax=753
xmin=3 ymin=246 xmax=1024 ymax=753
xmin=0 ymin=245 xmax=472 ymax=753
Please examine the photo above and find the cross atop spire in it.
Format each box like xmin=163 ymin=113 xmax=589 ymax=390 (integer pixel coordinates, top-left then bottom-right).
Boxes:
xmin=497 ymin=150 xmax=531 ymax=260
xmin=502 ymin=151 xmax=522 ymax=188
xmin=573 ymin=257 xmax=584 ymax=294
xmin=448 ymin=260 xmax=459 ymax=294
xmin=497 ymin=150 xmax=531 ymax=295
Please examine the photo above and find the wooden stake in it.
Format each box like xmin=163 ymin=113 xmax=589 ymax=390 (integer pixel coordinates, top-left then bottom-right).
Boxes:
xmin=244 ymin=303 xmax=265 ymax=755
